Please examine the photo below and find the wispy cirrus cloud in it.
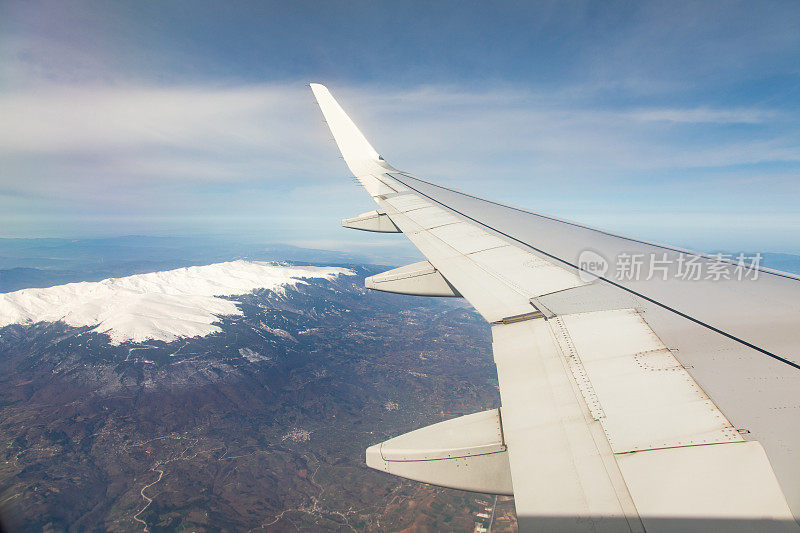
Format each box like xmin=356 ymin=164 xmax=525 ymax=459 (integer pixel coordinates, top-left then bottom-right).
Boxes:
xmin=626 ymin=108 xmax=777 ymax=124
xmin=1 ymin=82 xmax=798 ymax=252
xmin=2 ymin=83 xmax=797 ymax=188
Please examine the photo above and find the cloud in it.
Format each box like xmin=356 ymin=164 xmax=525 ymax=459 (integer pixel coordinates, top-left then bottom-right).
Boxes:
xmin=0 ymin=84 xmax=336 ymax=215
xmin=0 ymin=82 xmax=798 ymax=251
xmin=0 ymin=85 xmax=314 ymax=158
xmin=1 ymin=82 xmax=792 ymax=214
xmin=626 ymin=108 xmax=776 ymax=124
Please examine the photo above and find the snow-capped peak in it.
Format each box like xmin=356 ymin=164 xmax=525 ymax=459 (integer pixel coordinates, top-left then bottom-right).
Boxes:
xmin=0 ymin=260 xmax=353 ymax=344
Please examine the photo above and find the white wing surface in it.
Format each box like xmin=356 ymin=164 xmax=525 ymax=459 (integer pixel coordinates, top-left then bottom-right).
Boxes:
xmin=310 ymin=83 xmax=800 ymax=532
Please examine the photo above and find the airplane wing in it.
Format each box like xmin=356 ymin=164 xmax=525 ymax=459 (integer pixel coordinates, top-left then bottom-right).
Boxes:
xmin=310 ymin=83 xmax=800 ymax=532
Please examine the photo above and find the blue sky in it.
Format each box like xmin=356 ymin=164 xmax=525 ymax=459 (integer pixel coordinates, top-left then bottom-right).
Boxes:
xmin=1 ymin=0 xmax=799 ymax=259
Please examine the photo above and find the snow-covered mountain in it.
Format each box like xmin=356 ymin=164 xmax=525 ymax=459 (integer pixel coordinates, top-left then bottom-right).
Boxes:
xmin=0 ymin=260 xmax=353 ymax=344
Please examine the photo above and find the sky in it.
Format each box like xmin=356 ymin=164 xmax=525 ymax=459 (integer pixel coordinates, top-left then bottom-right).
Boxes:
xmin=1 ymin=0 xmax=799 ymax=258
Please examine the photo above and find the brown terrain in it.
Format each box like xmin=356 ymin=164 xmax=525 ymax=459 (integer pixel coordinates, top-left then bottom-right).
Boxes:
xmin=0 ymin=268 xmax=517 ymax=531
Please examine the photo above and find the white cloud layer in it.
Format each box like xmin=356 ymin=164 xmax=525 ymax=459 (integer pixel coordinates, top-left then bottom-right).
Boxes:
xmin=1 ymin=83 xmax=798 ymax=250
xmin=2 ymin=84 xmax=796 ymax=188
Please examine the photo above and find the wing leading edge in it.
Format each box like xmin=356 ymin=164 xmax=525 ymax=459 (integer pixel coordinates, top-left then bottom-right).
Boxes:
xmin=310 ymin=83 xmax=800 ymax=532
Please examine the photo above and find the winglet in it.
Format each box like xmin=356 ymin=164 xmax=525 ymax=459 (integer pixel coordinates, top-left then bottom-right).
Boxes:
xmin=310 ymin=83 xmax=389 ymax=178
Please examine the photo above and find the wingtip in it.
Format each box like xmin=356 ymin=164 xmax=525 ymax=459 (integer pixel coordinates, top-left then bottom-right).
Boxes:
xmin=309 ymin=82 xmax=385 ymax=176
